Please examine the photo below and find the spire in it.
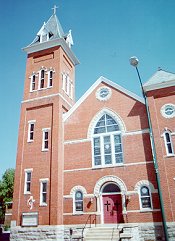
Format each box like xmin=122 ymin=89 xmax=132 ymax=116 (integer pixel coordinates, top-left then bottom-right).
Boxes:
xmin=28 ymin=6 xmax=73 ymax=48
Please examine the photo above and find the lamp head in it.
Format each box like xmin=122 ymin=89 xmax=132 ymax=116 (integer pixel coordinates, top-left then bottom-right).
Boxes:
xmin=130 ymin=56 xmax=139 ymax=67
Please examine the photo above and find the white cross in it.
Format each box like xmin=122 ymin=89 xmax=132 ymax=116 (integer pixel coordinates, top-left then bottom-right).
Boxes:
xmin=52 ymin=5 xmax=58 ymax=15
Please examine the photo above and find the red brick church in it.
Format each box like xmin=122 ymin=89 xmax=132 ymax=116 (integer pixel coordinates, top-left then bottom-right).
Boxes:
xmin=11 ymin=8 xmax=175 ymax=241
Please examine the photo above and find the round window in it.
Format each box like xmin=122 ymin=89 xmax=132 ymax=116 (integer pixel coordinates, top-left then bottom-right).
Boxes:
xmin=161 ymin=104 xmax=175 ymax=118
xmin=96 ymin=87 xmax=112 ymax=101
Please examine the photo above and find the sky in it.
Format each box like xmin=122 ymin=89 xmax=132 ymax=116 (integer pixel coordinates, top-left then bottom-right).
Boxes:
xmin=0 ymin=0 xmax=175 ymax=178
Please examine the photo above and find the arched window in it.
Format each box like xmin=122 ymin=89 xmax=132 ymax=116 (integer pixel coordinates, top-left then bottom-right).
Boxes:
xmin=30 ymin=75 xmax=36 ymax=91
xmin=163 ymin=131 xmax=174 ymax=156
xmin=74 ymin=191 xmax=83 ymax=212
xmin=48 ymin=70 xmax=53 ymax=87
xmin=40 ymin=69 xmax=45 ymax=89
xmin=139 ymin=186 xmax=152 ymax=210
xmin=93 ymin=114 xmax=123 ymax=167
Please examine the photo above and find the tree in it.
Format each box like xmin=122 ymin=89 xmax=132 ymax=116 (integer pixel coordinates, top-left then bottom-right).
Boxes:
xmin=0 ymin=168 xmax=15 ymax=223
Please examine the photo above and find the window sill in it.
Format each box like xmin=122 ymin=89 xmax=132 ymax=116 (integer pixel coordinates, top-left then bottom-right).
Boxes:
xmin=140 ymin=208 xmax=153 ymax=213
xmin=42 ymin=149 xmax=49 ymax=152
xmin=24 ymin=192 xmax=31 ymax=195
xmin=92 ymin=163 xmax=124 ymax=169
xmin=40 ymin=203 xmax=47 ymax=207
xmin=27 ymin=140 xmax=34 ymax=143
xmin=164 ymin=154 xmax=175 ymax=158
xmin=73 ymin=212 xmax=84 ymax=216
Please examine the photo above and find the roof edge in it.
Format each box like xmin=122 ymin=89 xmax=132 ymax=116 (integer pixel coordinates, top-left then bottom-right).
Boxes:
xmin=143 ymin=79 xmax=175 ymax=92
xmin=63 ymin=76 xmax=144 ymax=122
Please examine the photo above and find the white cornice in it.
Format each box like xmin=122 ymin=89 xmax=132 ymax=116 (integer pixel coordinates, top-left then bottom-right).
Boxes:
xmin=63 ymin=76 xmax=145 ymax=122
xmin=22 ymin=38 xmax=80 ymax=66
xmin=143 ymin=80 xmax=175 ymax=92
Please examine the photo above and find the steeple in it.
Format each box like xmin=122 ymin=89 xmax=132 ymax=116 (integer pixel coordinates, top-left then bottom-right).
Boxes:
xmin=23 ymin=6 xmax=78 ymax=65
xmin=30 ymin=11 xmax=65 ymax=46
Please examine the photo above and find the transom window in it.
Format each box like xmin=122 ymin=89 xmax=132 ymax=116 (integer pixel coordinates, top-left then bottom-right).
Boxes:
xmin=102 ymin=183 xmax=121 ymax=193
xmin=93 ymin=114 xmax=123 ymax=167
xmin=139 ymin=186 xmax=152 ymax=210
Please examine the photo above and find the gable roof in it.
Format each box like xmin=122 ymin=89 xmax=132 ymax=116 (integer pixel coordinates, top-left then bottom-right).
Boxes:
xmin=63 ymin=76 xmax=144 ymax=122
xmin=143 ymin=69 xmax=175 ymax=92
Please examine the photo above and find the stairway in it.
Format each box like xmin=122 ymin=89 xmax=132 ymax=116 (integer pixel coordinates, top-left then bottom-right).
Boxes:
xmin=84 ymin=226 xmax=120 ymax=241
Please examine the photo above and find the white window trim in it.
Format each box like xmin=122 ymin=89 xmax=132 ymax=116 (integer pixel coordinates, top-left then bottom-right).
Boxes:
xmin=92 ymin=131 xmax=124 ymax=168
xmin=139 ymin=185 xmax=153 ymax=212
xmin=24 ymin=169 xmax=33 ymax=194
xmin=39 ymin=178 xmax=49 ymax=206
xmin=29 ymin=74 xmax=37 ymax=92
xmin=62 ymin=72 xmax=73 ymax=98
xmin=47 ymin=69 xmax=55 ymax=88
xmin=27 ymin=120 xmax=36 ymax=142
xmin=73 ymin=190 xmax=84 ymax=214
xmin=42 ymin=128 xmax=50 ymax=151
xmin=38 ymin=68 xmax=47 ymax=90
xmin=163 ymin=130 xmax=174 ymax=156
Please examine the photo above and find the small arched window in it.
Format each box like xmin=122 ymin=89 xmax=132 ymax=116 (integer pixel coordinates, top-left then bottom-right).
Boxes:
xmin=139 ymin=186 xmax=152 ymax=210
xmin=74 ymin=191 xmax=83 ymax=212
xmin=93 ymin=114 xmax=123 ymax=167
xmin=40 ymin=69 xmax=45 ymax=89
xmin=30 ymin=75 xmax=36 ymax=91
xmin=163 ymin=131 xmax=174 ymax=156
xmin=48 ymin=70 xmax=53 ymax=87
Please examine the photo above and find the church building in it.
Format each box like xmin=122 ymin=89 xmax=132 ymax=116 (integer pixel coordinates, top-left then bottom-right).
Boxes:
xmin=11 ymin=8 xmax=175 ymax=241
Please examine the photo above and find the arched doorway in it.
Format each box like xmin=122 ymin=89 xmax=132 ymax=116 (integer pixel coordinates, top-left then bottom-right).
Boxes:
xmin=101 ymin=183 xmax=123 ymax=224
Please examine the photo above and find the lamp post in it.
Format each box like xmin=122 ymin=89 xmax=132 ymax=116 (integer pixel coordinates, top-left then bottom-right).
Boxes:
xmin=130 ymin=56 xmax=169 ymax=241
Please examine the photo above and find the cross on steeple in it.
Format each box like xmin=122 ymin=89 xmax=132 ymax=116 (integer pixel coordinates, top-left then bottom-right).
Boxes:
xmin=52 ymin=5 xmax=58 ymax=15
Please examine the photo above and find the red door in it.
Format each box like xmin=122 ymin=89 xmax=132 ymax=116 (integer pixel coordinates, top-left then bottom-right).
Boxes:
xmin=103 ymin=194 xmax=123 ymax=223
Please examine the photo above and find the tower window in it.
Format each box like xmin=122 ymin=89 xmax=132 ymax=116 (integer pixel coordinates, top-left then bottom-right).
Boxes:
xmin=139 ymin=186 xmax=152 ymax=210
xmin=92 ymin=114 xmax=123 ymax=167
xmin=27 ymin=121 xmax=36 ymax=142
xmin=30 ymin=75 xmax=36 ymax=92
xmin=74 ymin=191 xmax=83 ymax=212
xmin=40 ymin=179 xmax=48 ymax=206
xmin=62 ymin=72 xmax=73 ymax=98
xmin=24 ymin=169 xmax=32 ymax=194
xmin=48 ymin=70 xmax=53 ymax=87
xmin=40 ymin=70 xmax=45 ymax=89
xmin=163 ymin=131 xmax=174 ymax=156
xmin=42 ymin=128 xmax=50 ymax=151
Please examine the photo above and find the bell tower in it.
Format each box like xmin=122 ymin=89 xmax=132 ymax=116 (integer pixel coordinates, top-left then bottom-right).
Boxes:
xmin=12 ymin=7 xmax=79 ymax=227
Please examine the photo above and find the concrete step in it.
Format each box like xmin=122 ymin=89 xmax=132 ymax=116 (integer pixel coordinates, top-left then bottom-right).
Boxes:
xmin=84 ymin=227 xmax=120 ymax=241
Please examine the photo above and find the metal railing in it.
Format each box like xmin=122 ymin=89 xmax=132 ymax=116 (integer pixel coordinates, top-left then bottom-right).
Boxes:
xmin=81 ymin=214 xmax=96 ymax=240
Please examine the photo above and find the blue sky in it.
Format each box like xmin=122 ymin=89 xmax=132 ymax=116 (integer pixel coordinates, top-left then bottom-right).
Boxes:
xmin=0 ymin=0 xmax=175 ymax=178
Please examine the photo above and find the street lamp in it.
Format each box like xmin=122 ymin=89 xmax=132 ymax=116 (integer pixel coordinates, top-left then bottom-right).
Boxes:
xmin=130 ymin=56 xmax=169 ymax=241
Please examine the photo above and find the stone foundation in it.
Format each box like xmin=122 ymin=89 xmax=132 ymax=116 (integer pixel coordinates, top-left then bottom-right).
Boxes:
xmin=10 ymin=222 xmax=175 ymax=241
xmin=10 ymin=225 xmax=64 ymax=241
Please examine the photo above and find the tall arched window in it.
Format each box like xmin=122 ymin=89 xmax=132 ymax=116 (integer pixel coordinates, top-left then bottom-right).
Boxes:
xmin=74 ymin=191 xmax=83 ymax=212
xmin=163 ymin=131 xmax=174 ymax=156
xmin=93 ymin=114 xmax=123 ymax=167
xmin=40 ymin=69 xmax=45 ymax=89
xmin=48 ymin=70 xmax=53 ymax=87
xmin=139 ymin=185 xmax=152 ymax=210
xmin=30 ymin=75 xmax=36 ymax=92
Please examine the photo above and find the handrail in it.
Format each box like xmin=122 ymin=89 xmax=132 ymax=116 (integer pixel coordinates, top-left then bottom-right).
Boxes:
xmin=81 ymin=214 xmax=96 ymax=240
